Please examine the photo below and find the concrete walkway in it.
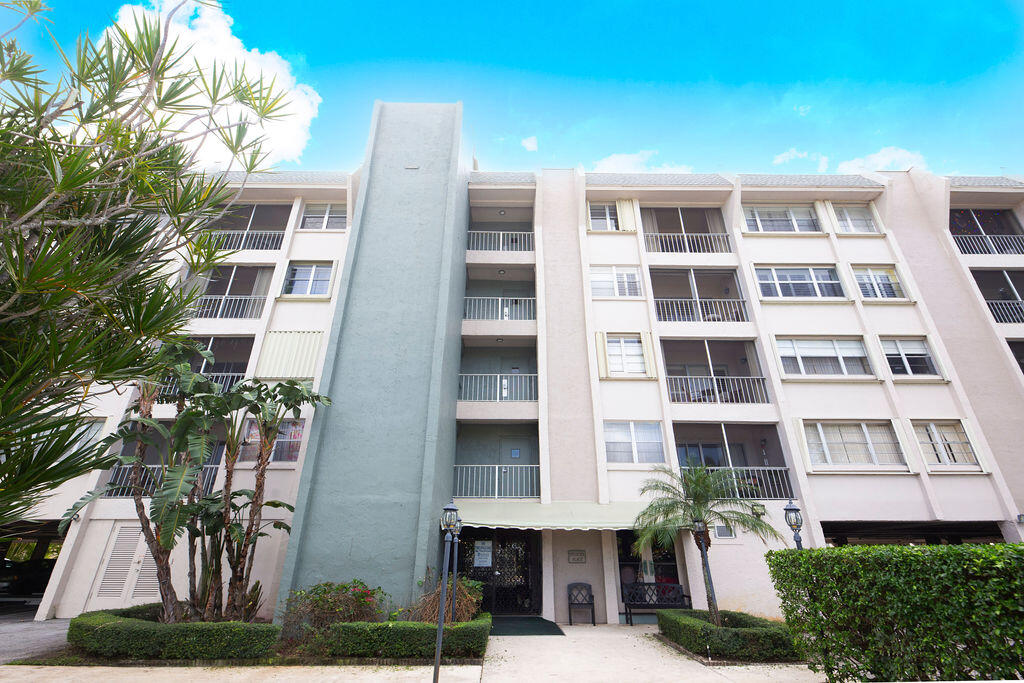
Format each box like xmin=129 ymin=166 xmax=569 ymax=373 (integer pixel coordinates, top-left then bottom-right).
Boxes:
xmin=0 ymin=611 xmax=70 ymax=665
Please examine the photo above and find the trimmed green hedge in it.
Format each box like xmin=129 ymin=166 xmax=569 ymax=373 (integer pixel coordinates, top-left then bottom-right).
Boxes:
xmin=657 ymin=609 xmax=799 ymax=662
xmin=324 ymin=613 xmax=491 ymax=658
xmin=766 ymin=544 xmax=1024 ymax=681
xmin=68 ymin=605 xmax=280 ymax=660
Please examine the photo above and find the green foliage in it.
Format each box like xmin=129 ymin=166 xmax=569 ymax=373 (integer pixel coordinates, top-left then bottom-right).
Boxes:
xmin=657 ymin=609 xmax=799 ymax=662
xmin=766 ymin=544 xmax=1024 ymax=681
xmin=325 ymin=614 xmax=491 ymax=658
xmin=67 ymin=606 xmax=279 ymax=659
xmin=282 ymin=580 xmax=391 ymax=642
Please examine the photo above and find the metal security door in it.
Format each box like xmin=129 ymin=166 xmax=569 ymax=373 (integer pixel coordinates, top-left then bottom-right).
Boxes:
xmin=459 ymin=529 xmax=540 ymax=614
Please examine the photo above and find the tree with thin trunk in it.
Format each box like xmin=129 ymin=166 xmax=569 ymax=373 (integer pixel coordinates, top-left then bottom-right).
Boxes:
xmin=633 ymin=465 xmax=783 ymax=626
xmin=0 ymin=0 xmax=287 ymax=526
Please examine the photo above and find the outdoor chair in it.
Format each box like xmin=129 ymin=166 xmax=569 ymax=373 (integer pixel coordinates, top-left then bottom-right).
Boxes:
xmin=567 ymin=582 xmax=595 ymax=625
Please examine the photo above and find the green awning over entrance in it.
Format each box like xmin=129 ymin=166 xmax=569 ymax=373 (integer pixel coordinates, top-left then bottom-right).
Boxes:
xmin=456 ymin=501 xmax=647 ymax=531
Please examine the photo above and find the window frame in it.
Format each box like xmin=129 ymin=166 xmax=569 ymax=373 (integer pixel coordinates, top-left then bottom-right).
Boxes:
xmin=282 ymin=262 xmax=333 ymax=297
xmin=300 ymin=202 xmax=347 ymax=231
xmin=854 ymin=266 xmax=906 ymax=300
xmin=743 ymin=205 xmax=821 ymax=233
xmin=914 ymin=420 xmax=979 ymax=467
xmin=239 ymin=418 xmax=305 ymax=463
xmin=833 ymin=204 xmax=879 ymax=234
xmin=589 ymin=203 xmax=620 ymax=231
xmin=803 ymin=420 xmax=907 ymax=468
xmin=603 ymin=420 xmax=665 ymax=464
xmin=756 ymin=266 xmax=845 ymax=299
xmin=605 ymin=334 xmax=646 ymax=376
xmin=590 ymin=265 xmax=642 ymax=298
xmin=777 ymin=338 xmax=873 ymax=377
xmin=882 ymin=338 xmax=939 ymax=377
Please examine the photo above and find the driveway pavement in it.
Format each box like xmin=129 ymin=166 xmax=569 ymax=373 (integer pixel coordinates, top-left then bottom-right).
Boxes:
xmin=0 ymin=610 xmax=70 ymax=665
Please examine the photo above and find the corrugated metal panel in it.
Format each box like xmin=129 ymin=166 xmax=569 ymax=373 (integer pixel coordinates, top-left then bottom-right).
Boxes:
xmin=255 ymin=331 xmax=323 ymax=379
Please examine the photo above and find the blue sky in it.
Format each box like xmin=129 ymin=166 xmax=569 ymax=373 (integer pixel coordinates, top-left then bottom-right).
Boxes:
xmin=13 ymin=0 xmax=1024 ymax=174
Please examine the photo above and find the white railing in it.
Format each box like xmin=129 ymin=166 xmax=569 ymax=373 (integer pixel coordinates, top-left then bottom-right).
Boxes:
xmin=667 ymin=376 xmax=770 ymax=404
xmin=467 ymin=231 xmax=534 ymax=252
xmin=986 ymin=299 xmax=1024 ymax=323
xmin=654 ymin=298 xmax=748 ymax=322
xmin=643 ymin=232 xmax=731 ymax=254
xmin=210 ymin=230 xmax=285 ymax=250
xmin=953 ymin=233 xmax=1024 ymax=255
xmin=453 ymin=464 xmax=540 ymax=498
xmin=190 ymin=295 xmax=267 ymax=319
xmin=458 ymin=374 xmax=538 ymax=401
xmin=463 ymin=297 xmax=537 ymax=320
xmin=158 ymin=372 xmax=246 ymax=402
xmin=106 ymin=463 xmax=220 ymax=498
xmin=682 ymin=466 xmax=793 ymax=500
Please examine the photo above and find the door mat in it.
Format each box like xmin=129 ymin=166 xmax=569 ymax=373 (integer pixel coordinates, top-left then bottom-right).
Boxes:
xmin=490 ymin=616 xmax=565 ymax=636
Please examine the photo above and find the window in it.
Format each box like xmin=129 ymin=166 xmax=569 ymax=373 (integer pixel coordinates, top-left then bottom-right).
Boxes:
xmin=591 ymin=266 xmax=641 ymax=297
xmin=778 ymin=339 xmax=871 ymax=376
xmin=240 ymin=419 xmax=304 ymax=463
xmin=283 ymin=263 xmax=332 ymax=296
xmin=804 ymin=421 xmax=905 ymax=466
xmin=589 ymin=203 xmax=619 ymax=231
xmin=883 ymin=339 xmax=938 ymax=376
xmin=714 ymin=524 xmax=735 ymax=539
xmin=616 ymin=530 xmax=641 ymax=594
xmin=744 ymin=205 xmax=820 ymax=232
xmin=854 ymin=267 xmax=905 ymax=299
xmin=604 ymin=421 xmax=664 ymax=463
xmin=300 ymin=203 xmax=346 ymax=230
xmin=914 ymin=421 xmax=978 ymax=466
xmin=756 ymin=267 xmax=844 ymax=298
xmin=606 ymin=335 xmax=646 ymax=376
xmin=834 ymin=204 xmax=878 ymax=233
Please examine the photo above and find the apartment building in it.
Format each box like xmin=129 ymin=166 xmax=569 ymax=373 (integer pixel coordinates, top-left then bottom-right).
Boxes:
xmin=10 ymin=102 xmax=1023 ymax=624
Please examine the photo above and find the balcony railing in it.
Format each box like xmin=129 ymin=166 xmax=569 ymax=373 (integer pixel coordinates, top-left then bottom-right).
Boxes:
xmin=190 ymin=295 xmax=267 ymax=319
xmin=467 ymin=231 xmax=534 ymax=252
xmin=667 ymin=376 xmax=770 ymax=404
xmin=105 ymin=463 xmax=220 ymax=498
xmin=458 ymin=373 xmax=538 ymax=401
xmin=210 ymin=230 xmax=285 ymax=251
xmin=157 ymin=372 xmax=246 ymax=402
xmin=681 ymin=466 xmax=793 ymax=500
xmin=986 ymin=299 xmax=1024 ymax=323
xmin=953 ymin=234 xmax=1024 ymax=255
xmin=643 ymin=232 xmax=731 ymax=254
xmin=453 ymin=464 xmax=540 ymax=498
xmin=654 ymin=298 xmax=748 ymax=322
xmin=464 ymin=296 xmax=537 ymax=321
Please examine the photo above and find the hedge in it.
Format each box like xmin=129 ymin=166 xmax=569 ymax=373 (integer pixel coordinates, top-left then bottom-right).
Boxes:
xmin=766 ymin=544 xmax=1024 ymax=682
xmin=656 ymin=609 xmax=799 ymax=662
xmin=68 ymin=605 xmax=280 ymax=660
xmin=324 ymin=613 xmax=491 ymax=658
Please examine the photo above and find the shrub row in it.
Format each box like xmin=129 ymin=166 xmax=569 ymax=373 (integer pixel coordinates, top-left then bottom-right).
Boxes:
xmin=323 ymin=613 xmax=491 ymax=658
xmin=766 ymin=544 xmax=1024 ymax=682
xmin=68 ymin=605 xmax=280 ymax=660
xmin=656 ymin=609 xmax=799 ymax=662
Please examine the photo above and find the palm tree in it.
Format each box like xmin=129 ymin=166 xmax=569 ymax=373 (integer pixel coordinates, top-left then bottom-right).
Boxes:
xmin=633 ymin=465 xmax=783 ymax=626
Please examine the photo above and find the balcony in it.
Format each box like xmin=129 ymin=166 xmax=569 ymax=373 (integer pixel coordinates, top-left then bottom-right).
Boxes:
xmin=467 ymin=231 xmax=534 ymax=252
xmin=458 ymin=374 xmax=538 ymax=401
xmin=641 ymin=207 xmax=731 ymax=254
xmin=458 ymin=346 xmax=538 ymax=419
xmin=209 ymin=204 xmax=290 ymax=251
xmin=972 ymin=269 xmax=1024 ymax=323
xmin=950 ymin=209 xmax=1024 ymax=255
xmin=453 ymin=464 xmax=540 ymax=498
xmin=158 ymin=373 xmax=245 ymax=402
xmin=651 ymin=269 xmax=748 ymax=323
xmin=106 ymin=463 xmax=220 ymax=497
xmin=156 ymin=336 xmax=252 ymax=403
xmin=190 ymin=295 xmax=267 ymax=319
xmin=211 ymin=230 xmax=284 ymax=251
xmin=464 ymin=297 xmax=536 ymax=321
xmin=674 ymin=423 xmax=792 ymax=499
xmin=680 ymin=466 xmax=793 ymax=499
xmin=663 ymin=340 xmax=769 ymax=405
xmin=987 ymin=300 xmax=1024 ymax=323
xmin=189 ymin=266 xmax=272 ymax=319
xmin=666 ymin=376 xmax=769 ymax=404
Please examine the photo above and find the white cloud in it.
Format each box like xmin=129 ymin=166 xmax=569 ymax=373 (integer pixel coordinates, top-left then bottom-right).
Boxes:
xmin=817 ymin=156 xmax=829 ymax=173
xmin=111 ymin=1 xmax=320 ymax=168
xmin=794 ymin=105 xmax=812 ymax=117
xmin=773 ymin=148 xmax=808 ymax=165
xmin=592 ymin=150 xmax=693 ymax=174
xmin=521 ymin=136 xmax=538 ymax=152
xmin=836 ymin=146 xmax=927 ymax=174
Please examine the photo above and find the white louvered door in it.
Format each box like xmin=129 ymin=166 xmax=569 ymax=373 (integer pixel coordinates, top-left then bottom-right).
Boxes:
xmin=87 ymin=523 xmax=161 ymax=610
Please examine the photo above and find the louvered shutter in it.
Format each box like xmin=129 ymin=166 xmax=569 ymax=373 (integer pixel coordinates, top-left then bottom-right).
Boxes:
xmin=616 ymin=199 xmax=637 ymax=231
xmin=95 ymin=525 xmax=142 ymax=599
xmin=255 ymin=331 xmax=323 ymax=379
xmin=595 ymin=332 xmax=609 ymax=379
xmin=640 ymin=332 xmax=657 ymax=378
xmin=132 ymin=550 xmax=160 ymax=600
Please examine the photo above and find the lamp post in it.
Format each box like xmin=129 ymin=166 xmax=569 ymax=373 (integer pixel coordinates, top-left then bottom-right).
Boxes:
xmin=691 ymin=518 xmax=718 ymax=611
xmin=434 ymin=500 xmax=459 ymax=683
xmin=449 ymin=515 xmax=462 ymax=619
xmin=784 ymin=499 xmax=804 ymax=550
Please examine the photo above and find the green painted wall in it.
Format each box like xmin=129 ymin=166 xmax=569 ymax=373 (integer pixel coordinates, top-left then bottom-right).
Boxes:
xmin=455 ymin=423 xmax=539 ymax=466
xmin=277 ymin=102 xmax=467 ymax=611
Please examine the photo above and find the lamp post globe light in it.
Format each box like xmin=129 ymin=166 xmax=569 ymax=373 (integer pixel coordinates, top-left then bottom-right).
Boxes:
xmin=434 ymin=500 xmax=459 ymax=683
xmin=784 ymin=499 xmax=804 ymax=550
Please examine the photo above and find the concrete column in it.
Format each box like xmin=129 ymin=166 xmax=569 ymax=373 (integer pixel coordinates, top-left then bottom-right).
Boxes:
xmin=541 ymin=529 xmax=555 ymax=621
xmin=599 ymin=530 xmax=620 ymax=624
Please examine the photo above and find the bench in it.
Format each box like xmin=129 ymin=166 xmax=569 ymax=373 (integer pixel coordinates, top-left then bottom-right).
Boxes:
xmin=622 ymin=582 xmax=692 ymax=625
